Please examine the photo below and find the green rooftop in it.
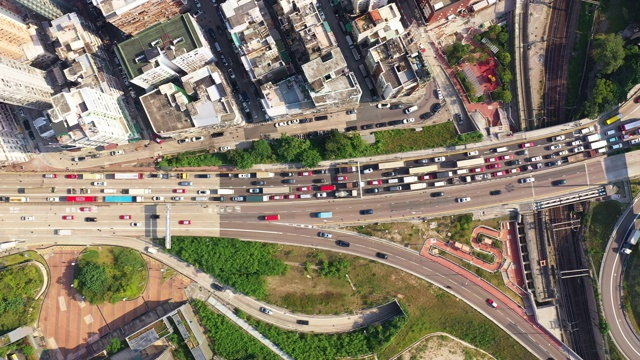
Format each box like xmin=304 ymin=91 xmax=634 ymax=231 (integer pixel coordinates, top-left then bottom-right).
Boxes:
xmin=116 ymin=14 xmax=203 ymax=79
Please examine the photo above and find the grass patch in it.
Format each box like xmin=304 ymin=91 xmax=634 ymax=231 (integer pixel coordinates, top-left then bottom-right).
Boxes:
xmin=266 ymin=245 xmax=532 ymax=359
xmin=0 ymin=250 xmax=47 ymax=268
xmin=374 ymin=123 xmax=482 ymax=154
xmin=583 ymin=201 xmax=624 ymax=273
xmin=566 ymin=3 xmax=595 ymax=110
xmin=0 ymin=262 xmax=45 ymax=335
xmin=630 ymin=178 xmax=640 ymax=199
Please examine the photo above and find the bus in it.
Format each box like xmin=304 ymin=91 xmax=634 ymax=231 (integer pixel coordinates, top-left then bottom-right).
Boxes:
xmin=604 ymin=113 xmax=622 ymax=125
xmin=377 ymin=161 xmax=405 ymax=170
xmin=111 ymin=173 xmax=143 ymax=180
xmin=620 ymin=120 xmax=640 ymax=132
xmin=455 ymin=158 xmax=485 ymax=168
xmin=261 ymin=186 xmax=291 ymax=195
xmin=408 ymin=165 xmax=439 ymax=175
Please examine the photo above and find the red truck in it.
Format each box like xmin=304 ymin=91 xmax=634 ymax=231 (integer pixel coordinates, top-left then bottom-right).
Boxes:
xmin=319 ymin=185 xmax=336 ymax=191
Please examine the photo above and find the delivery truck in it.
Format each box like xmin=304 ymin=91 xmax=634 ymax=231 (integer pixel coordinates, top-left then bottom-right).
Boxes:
xmin=436 ymin=171 xmax=453 ymax=179
xmin=82 ymin=173 xmax=105 ymax=180
xmin=316 ymin=211 xmax=333 ymax=218
xmin=19 ymin=187 xmax=56 ymax=194
xmin=585 ymin=134 xmax=601 ymax=143
xmin=126 ymin=189 xmax=152 ymax=195
xmin=410 ymin=183 xmax=427 ymax=190
xmin=246 ymin=195 xmax=270 ymax=202
xmin=55 ymin=229 xmax=73 ymax=235
xmin=403 ymin=176 xmax=418 ymax=184
xmin=589 ymin=140 xmax=607 ymax=150
xmin=335 ymin=190 xmax=358 ymax=198
xmin=104 ymin=196 xmax=143 ymax=203
xmin=112 ymin=173 xmax=143 ymax=180
xmin=254 ymin=172 xmax=275 ymax=178
xmin=216 ymin=189 xmax=235 ymax=195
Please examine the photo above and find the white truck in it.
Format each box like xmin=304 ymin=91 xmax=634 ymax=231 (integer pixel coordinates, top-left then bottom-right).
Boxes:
xmin=55 ymin=230 xmax=73 ymax=235
xmin=127 ymin=189 xmax=152 ymax=195
xmin=254 ymin=172 xmax=275 ymax=178
xmin=586 ymin=134 xmax=601 ymax=143
xmin=403 ymin=176 xmax=418 ymax=184
xmin=589 ymin=140 xmax=607 ymax=150
xmin=409 ymin=183 xmax=427 ymax=190
xmin=335 ymin=190 xmax=358 ymax=198
xmin=216 ymin=189 xmax=235 ymax=195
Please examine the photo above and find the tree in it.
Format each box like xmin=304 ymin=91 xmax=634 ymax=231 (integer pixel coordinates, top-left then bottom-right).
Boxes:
xmin=76 ymin=262 xmax=108 ymax=304
xmin=591 ymin=78 xmax=617 ymax=106
xmin=272 ymin=134 xmax=310 ymax=163
xmin=496 ymin=51 xmax=511 ymax=65
xmin=249 ymin=139 xmax=273 ymax=163
xmin=591 ymin=33 xmax=625 ymax=74
xmin=300 ymin=149 xmax=321 ymax=168
xmin=106 ymin=338 xmax=123 ymax=355
xmin=491 ymin=87 xmax=512 ymax=103
xmin=497 ymin=31 xmax=508 ymax=45
xmin=444 ymin=41 xmax=471 ymax=66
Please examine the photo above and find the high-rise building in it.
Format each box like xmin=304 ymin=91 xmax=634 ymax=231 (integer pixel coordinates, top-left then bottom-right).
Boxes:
xmin=46 ymin=12 xmax=106 ymax=62
xmin=352 ymin=0 xmax=388 ymax=15
xmin=351 ymin=3 xmax=404 ymax=45
xmin=94 ymin=0 xmax=188 ymax=36
xmin=0 ymin=56 xmax=53 ymax=110
xmin=116 ymin=14 xmax=214 ymax=90
xmin=47 ymin=87 xmax=134 ymax=147
xmin=0 ymin=103 xmax=32 ymax=165
xmin=10 ymin=0 xmax=65 ymax=20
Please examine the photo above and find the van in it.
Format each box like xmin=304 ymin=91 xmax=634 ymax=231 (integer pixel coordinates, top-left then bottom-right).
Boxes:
xmin=494 ymin=147 xmax=508 ymax=153
xmin=194 ymin=197 xmax=209 ymax=201
xmin=358 ymin=64 xmax=368 ymax=78
xmin=433 ymin=181 xmax=447 ymax=187
xmin=404 ymin=105 xmax=418 ymax=114
xmin=387 ymin=178 xmax=399 ymax=184
xmin=214 ymin=42 xmax=222 ymax=53
xmin=455 ymin=169 xmax=469 ymax=175
xmin=351 ymin=48 xmax=360 ymax=60
xmin=389 ymin=185 xmax=402 ymax=191
xmin=345 ymin=35 xmax=354 ymax=48
xmin=102 ymin=189 xmax=117 ymax=193
xmin=146 ymin=247 xmax=158 ymax=254
xmin=610 ymin=143 xmax=623 ymax=150
xmin=605 ymin=129 xmax=616 ymax=136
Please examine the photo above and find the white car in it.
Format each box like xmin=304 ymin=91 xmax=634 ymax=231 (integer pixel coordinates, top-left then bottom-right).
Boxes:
xmin=570 ymin=140 xmax=582 ymax=146
xmin=92 ymin=181 xmax=107 ymax=186
xmin=152 ymin=196 xmax=164 ymax=201
xmin=191 ymin=136 xmax=204 ymax=142
xmin=362 ymin=168 xmax=374 ymax=174
xmin=519 ymin=177 xmax=535 ymax=184
xmin=466 ymin=150 xmax=479 ymax=156
xmin=552 ymin=135 xmax=565 ymax=142
xmin=110 ymin=150 xmax=124 ymax=156
xmin=46 ymin=197 xmax=59 ymax=202
xmin=433 ymin=156 xmax=445 ymax=162
xmin=436 ymin=88 xmax=443 ymax=100
xmin=197 ymin=190 xmax=210 ymax=195
xmin=227 ymin=69 xmax=236 ymax=79
xmin=557 ymin=150 xmax=569 ymax=156
xmin=630 ymin=138 xmax=640 ymax=145
xmin=171 ymin=196 xmax=184 ymax=201
xmin=403 ymin=118 xmax=415 ymax=124
xmin=318 ymin=232 xmax=333 ymax=238
xmin=131 ymin=222 xmax=141 ymax=227
xmin=21 ymin=216 xmax=34 ymax=221
xmin=237 ymin=173 xmax=250 ymax=178
xmin=573 ymin=146 xmax=584 ymax=153
xmin=274 ymin=121 xmax=287 ymax=128
xmin=376 ymin=103 xmax=390 ymax=108
xmin=548 ymin=144 xmax=562 ymax=150
xmin=316 ymin=192 xmax=327 ymax=198
xmin=195 ymin=0 xmax=201 ymax=7
xmin=529 ymin=156 xmax=542 ymax=162
xmin=455 ymin=197 xmax=470 ymax=203
xmin=219 ymin=146 xmax=232 ymax=152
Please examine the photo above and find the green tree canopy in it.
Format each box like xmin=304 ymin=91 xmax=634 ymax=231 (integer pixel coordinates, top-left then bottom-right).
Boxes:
xmin=496 ymin=51 xmax=511 ymax=65
xmin=444 ymin=41 xmax=471 ymax=66
xmin=591 ymin=78 xmax=618 ymax=106
xmin=591 ymin=33 xmax=626 ymax=74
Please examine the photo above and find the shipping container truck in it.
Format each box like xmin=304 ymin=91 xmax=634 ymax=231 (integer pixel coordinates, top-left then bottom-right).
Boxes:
xmin=9 ymin=197 xmax=29 ymax=202
xmin=403 ymin=176 xmax=418 ymax=184
xmin=254 ymin=172 xmax=275 ymax=178
xmin=335 ymin=190 xmax=358 ymax=198
xmin=104 ymin=196 xmax=143 ymax=203
xmin=65 ymin=196 xmax=96 ymax=202
xmin=261 ymin=186 xmax=290 ymax=194
xmin=585 ymin=134 xmax=601 ymax=143
xmin=339 ymin=166 xmax=357 ymax=173
xmin=55 ymin=230 xmax=73 ymax=235
xmin=410 ymin=183 xmax=427 ymax=190
xmin=316 ymin=211 xmax=333 ymax=218
xmin=455 ymin=158 xmax=485 ymax=168
xmin=620 ymin=120 xmax=640 ymax=132
xmin=319 ymin=185 xmax=336 ymax=191
xmin=588 ymin=140 xmax=607 ymax=150
xmin=19 ymin=187 xmax=56 ymax=194
xmin=343 ymin=181 xmax=363 ymax=189
xmin=408 ymin=165 xmax=439 ymax=175
xmin=377 ymin=161 xmax=405 ymax=170
xmin=436 ymin=171 xmax=453 ymax=179
xmin=126 ymin=188 xmax=152 ymax=195
xmin=112 ymin=173 xmax=143 ymax=180
xmin=82 ymin=173 xmax=105 ymax=180
xmin=215 ymin=189 xmax=235 ymax=195
xmin=246 ymin=195 xmax=270 ymax=202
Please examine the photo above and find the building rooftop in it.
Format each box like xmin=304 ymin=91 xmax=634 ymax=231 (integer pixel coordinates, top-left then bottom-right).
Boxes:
xmin=140 ymin=84 xmax=196 ymax=134
xmin=98 ymin=0 xmax=147 ymax=17
xmin=221 ymin=0 xmax=260 ymax=30
xmin=117 ymin=14 xmax=202 ymax=79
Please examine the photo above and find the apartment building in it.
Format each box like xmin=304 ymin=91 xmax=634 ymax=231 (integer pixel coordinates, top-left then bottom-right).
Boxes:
xmin=352 ymin=0 xmax=388 ymax=15
xmin=0 ymin=104 xmax=32 ymax=165
xmin=301 ymin=48 xmax=362 ymax=108
xmin=94 ymin=0 xmax=188 ymax=35
xmin=11 ymin=0 xmax=65 ymax=20
xmin=0 ymin=56 xmax=53 ymax=110
xmin=351 ymin=3 xmax=404 ymax=45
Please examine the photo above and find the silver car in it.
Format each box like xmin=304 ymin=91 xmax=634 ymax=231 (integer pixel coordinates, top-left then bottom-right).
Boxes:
xmin=318 ymin=232 xmax=333 ymax=238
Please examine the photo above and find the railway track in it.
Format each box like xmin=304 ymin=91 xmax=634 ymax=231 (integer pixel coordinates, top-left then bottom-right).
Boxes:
xmin=542 ymin=0 xmax=574 ymax=128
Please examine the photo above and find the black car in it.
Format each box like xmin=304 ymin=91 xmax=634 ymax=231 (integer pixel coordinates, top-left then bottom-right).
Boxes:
xmin=216 ymin=25 xmax=224 ymax=34
xmin=207 ymin=27 xmax=216 ymax=40
xmin=151 ymin=214 xmax=161 ymax=219
xmin=360 ymin=209 xmax=374 ymax=215
xmin=544 ymin=154 xmax=556 ymax=159
xmin=376 ymin=252 xmax=389 ymax=259
xmin=552 ymin=179 xmax=567 ymax=186
xmin=390 ymin=104 xmax=404 ymax=110
xmin=344 ymin=126 xmax=358 ymax=132
xmin=419 ymin=112 xmax=433 ymax=120
xmin=361 ymin=124 xmax=374 ymax=130
xmin=509 ymin=160 xmax=521 ymax=166
xmin=314 ymin=169 xmax=327 ymax=175
xmin=71 ymin=157 xmax=86 ymax=161
xmin=375 ymin=122 xmax=387 ymax=128
xmin=253 ymin=180 xmax=267 ymax=185
xmin=416 ymin=159 xmax=430 ymax=164
xmin=388 ymin=120 xmax=403 ymax=126
xmin=211 ymin=132 xmax=224 ymax=138
xmin=431 ymin=103 xmax=442 ymax=113
xmin=299 ymin=118 xmax=312 ymax=124
xmin=195 ymin=174 xmax=211 ymax=178
xmin=455 ymin=113 xmax=463 ymax=125
xmin=336 ymin=240 xmax=350 ymax=247
xmin=489 ymin=190 xmax=502 ymax=196
xmin=382 ymin=171 xmax=397 ymax=177
xmin=281 ymin=172 xmax=294 ymax=177
xmin=85 ymin=217 xmax=97 ymax=222
xmin=22 ymin=120 xmax=31 ymax=131
xmin=313 ymin=178 xmax=327 ymax=184
xmin=367 ymin=188 xmax=380 ymax=193
xmin=431 ymin=192 xmax=445 ymax=197
xmin=91 ymin=154 xmax=101 ymax=159
xmin=28 ymin=131 xmax=35 ymax=140
xmin=211 ymin=283 xmax=224 ymax=291
xmin=0 ymin=196 xmax=9 ymax=202
xmin=282 ymin=179 xmax=296 ymax=184
xmin=296 ymin=319 xmax=310 ymax=325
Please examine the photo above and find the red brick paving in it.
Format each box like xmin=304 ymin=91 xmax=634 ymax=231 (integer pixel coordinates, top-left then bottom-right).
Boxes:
xmin=38 ymin=249 xmax=191 ymax=360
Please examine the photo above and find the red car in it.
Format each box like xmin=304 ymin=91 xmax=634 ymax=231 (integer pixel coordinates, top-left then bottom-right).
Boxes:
xmin=335 ymin=175 xmax=347 ymax=181
xmin=173 ymin=189 xmax=186 ymax=193
xmin=508 ymin=168 xmax=520 ymax=174
xmin=65 ymin=174 xmax=78 ymax=179
xmin=492 ymin=171 xmax=506 ymax=177
xmin=178 ymin=220 xmax=191 ymax=225
xmin=120 ymin=215 xmax=132 ymax=220
xmin=297 ymin=186 xmax=311 ymax=191
xmin=270 ymin=195 xmax=284 ymax=200
xmin=299 ymin=171 xmax=312 ymax=176
xmin=419 ymin=174 xmax=433 ymax=180
xmin=487 ymin=163 xmax=500 ymax=169
xmin=471 ymin=167 xmax=484 ymax=173
xmin=635 ymin=96 xmax=640 ymax=103
xmin=153 ymin=135 xmax=163 ymax=144
xmin=520 ymin=142 xmax=534 ymax=148
xmin=62 ymin=215 xmax=74 ymax=220
xmin=79 ymin=207 xmax=92 ymax=212
xmin=499 ymin=155 xmax=513 ymax=160
xmin=485 ymin=157 xmax=497 ymax=163
xmin=263 ymin=214 xmax=280 ymax=221
xmin=487 ymin=299 xmax=498 ymax=308
xmin=285 ymin=194 xmax=299 ymax=199
xmin=369 ymin=180 xmax=382 ymax=185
